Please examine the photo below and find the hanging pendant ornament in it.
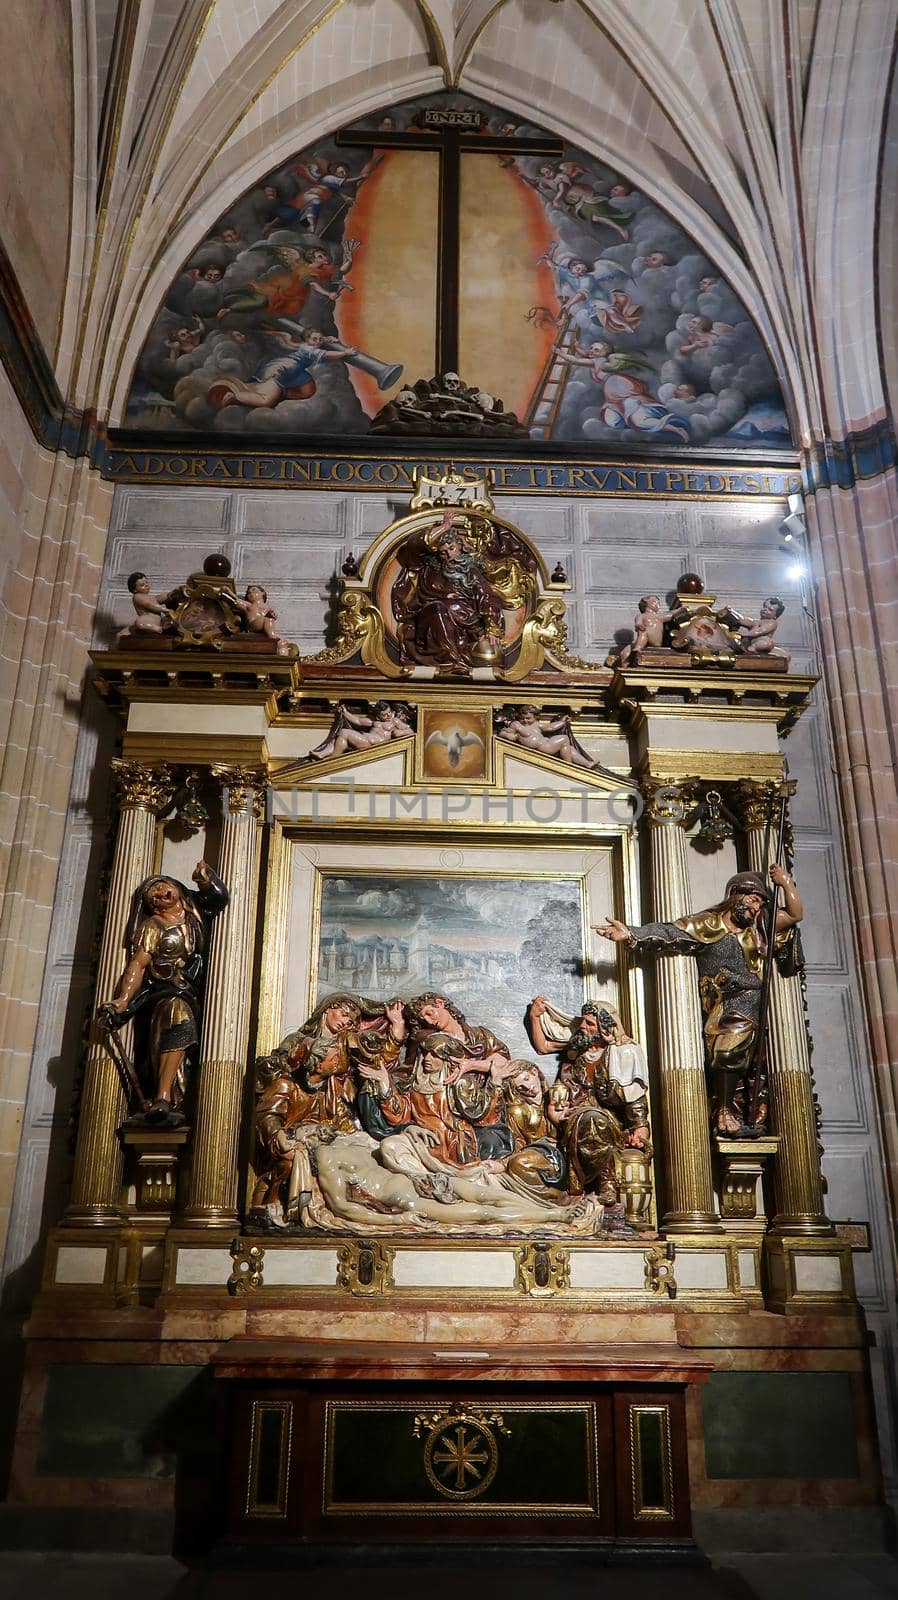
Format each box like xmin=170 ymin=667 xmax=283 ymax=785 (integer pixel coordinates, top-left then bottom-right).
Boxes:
xmin=685 ymin=788 xmax=738 ymax=851
xmin=175 ymin=770 xmax=210 ymax=833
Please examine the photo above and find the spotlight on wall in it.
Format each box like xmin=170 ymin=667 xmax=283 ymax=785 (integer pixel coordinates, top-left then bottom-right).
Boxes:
xmin=780 ymin=491 xmax=806 ymax=544
xmin=786 ymin=561 xmax=805 ymax=582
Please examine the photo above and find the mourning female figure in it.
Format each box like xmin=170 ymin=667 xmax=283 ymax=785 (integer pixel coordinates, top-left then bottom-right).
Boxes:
xmin=99 ymin=861 xmax=229 ymax=1127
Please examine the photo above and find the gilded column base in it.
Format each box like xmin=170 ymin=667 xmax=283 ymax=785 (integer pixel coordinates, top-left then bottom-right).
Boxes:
xmin=179 ymin=1206 xmax=241 ymax=1229
xmin=764 ymin=1234 xmax=854 ymax=1313
xmin=769 ymin=1213 xmax=834 ymax=1237
xmin=662 ymin=1211 xmax=721 ymax=1234
xmin=61 ymin=1203 xmax=127 ymax=1228
xmin=38 ymin=1224 xmax=128 ymax=1305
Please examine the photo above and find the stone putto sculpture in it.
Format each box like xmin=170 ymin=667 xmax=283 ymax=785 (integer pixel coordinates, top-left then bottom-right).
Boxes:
xmin=731 ymin=596 xmax=786 ymax=656
xmin=495 ymin=705 xmax=603 ymax=769
xmin=308 ymin=701 xmax=416 ymax=761
xmin=610 ymin=575 xmax=789 ymax=667
xmin=616 ymin=594 xmax=677 ymax=664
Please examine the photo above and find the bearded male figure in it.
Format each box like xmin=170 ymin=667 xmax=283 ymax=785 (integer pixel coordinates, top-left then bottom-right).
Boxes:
xmin=392 ymin=514 xmax=504 ymax=668
xmin=527 ymin=997 xmax=650 ymax=1203
xmin=594 ymin=864 xmax=801 ymax=1135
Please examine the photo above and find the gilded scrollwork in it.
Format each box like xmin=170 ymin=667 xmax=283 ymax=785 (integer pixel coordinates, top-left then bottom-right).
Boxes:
xmin=228 ymin=1238 xmax=265 ymax=1294
xmin=643 ymin=1242 xmax=677 ymax=1298
xmin=305 ymin=591 xmax=410 ymax=678
xmin=336 ymin=1239 xmax=394 ymax=1294
xmin=514 ymin=1242 xmax=571 ymax=1296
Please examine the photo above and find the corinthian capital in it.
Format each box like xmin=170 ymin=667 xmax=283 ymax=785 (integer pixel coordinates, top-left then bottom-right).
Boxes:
xmin=640 ymin=776 xmax=700 ymax=825
xmin=210 ymin=764 xmax=268 ymax=818
xmin=733 ymin=778 xmax=796 ymax=832
xmin=111 ymin=759 xmax=174 ymax=813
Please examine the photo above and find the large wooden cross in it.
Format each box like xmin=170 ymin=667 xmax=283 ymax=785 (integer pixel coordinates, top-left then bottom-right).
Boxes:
xmin=336 ymin=110 xmax=563 ymax=375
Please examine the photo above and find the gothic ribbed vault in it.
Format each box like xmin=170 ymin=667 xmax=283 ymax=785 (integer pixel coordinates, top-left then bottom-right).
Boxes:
xmin=60 ymin=0 xmax=894 ymax=445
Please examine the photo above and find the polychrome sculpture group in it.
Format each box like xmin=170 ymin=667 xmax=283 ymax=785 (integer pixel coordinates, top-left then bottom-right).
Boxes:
xmin=97 ymin=855 xmax=801 ymax=1232
xmin=250 ymin=989 xmax=650 ymax=1235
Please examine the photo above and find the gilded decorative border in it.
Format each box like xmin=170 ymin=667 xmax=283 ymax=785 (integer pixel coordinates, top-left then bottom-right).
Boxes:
xmin=246 ymin=1399 xmax=293 ymax=1518
xmin=628 ymin=1403 xmax=674 ymax=1521
xmin=322 ymin=1399 xmax=599 ymax=1516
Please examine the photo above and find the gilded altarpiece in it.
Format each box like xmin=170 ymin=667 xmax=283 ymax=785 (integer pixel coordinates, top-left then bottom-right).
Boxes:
xmin=19 ymin=470 xmax=881 ymax=1553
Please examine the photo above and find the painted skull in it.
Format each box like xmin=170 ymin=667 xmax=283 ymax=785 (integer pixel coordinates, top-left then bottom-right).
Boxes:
xmin=441 ymin=372 xmax=464 ymax=394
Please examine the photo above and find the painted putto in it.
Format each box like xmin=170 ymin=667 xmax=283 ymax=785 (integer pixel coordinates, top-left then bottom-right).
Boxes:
xmin=125 ymin=93 xmax=790 ymax=450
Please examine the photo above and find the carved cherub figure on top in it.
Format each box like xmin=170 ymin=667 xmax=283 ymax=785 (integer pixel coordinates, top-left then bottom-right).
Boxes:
xmin=730 ymin=596 xmax=787 ymax=656
xmin=120 ymin=573 xmax=175 ymax=640
xmin=118 ymin=554 xmax=296 ymax=654
xmin=612 ymin=594 xmax=679 ymax=665
xmin=496 ymin=705 xmax=606 ymax=770
xmin=610 ymin=574 xmax=789 ymax=669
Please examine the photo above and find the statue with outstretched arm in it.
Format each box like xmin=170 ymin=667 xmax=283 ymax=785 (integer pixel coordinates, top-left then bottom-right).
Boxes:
xmin=592 ymin=864 xmax=802 ymax=1136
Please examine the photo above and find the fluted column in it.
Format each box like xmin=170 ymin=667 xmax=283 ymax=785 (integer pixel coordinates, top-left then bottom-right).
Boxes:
xmin=736 ymin=781 xmax=829 ymax=1234
xmin=642 ymin=779 xmax=719 ymax=1231
xmin=183 ymin=766 xmax=265 ymax=1227
xmin=67 ymin=761 xmax=173 ymax=1223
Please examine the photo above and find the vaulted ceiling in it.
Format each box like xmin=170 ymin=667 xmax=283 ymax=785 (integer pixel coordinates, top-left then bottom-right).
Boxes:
xmin=62 ymin=0 xmax=896 ymax=445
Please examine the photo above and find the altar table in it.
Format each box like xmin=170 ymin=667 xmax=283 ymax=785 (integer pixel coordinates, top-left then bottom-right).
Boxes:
xmin=212 ymin=1339 xmax=710 ymax=1553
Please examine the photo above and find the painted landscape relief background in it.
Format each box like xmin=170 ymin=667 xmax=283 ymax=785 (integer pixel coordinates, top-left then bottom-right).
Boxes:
xmin=315 ymin=873 xmax=585 ymax=1065
xmin=125 ymin=92 xmax=791 ymax=451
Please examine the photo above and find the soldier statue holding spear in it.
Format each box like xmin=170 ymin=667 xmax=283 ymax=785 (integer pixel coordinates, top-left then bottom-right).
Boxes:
xmin=593 ymin=800 xmax=802 ymax=1136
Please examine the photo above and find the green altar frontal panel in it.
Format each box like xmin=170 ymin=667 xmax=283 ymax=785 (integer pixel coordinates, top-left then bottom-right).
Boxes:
xmin=324 ymin=1401 xmax=597 ymax=1514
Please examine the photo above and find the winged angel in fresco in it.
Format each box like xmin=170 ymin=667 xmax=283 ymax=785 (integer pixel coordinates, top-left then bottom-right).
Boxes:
xmin=522 ymin=164 xmax=634 ymax=239
xmin=544 ymin=244 xmax=643 ymax=335
xmin=553 ymin=341 xmax=691 ymax=443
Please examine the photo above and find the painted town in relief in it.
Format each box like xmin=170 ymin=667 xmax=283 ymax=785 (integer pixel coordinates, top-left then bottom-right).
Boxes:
xmin=125 ymin=92 xmax=791 ymax=451
xmin=316 ymin=873 xmax=585 ymax=1064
